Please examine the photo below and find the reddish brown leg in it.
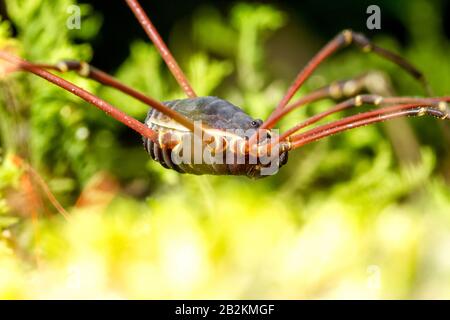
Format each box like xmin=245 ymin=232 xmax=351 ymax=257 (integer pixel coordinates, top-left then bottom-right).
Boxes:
xmin=279 ymin=95 xmax=450 ymax=140
xmin=19 ymin=169 xmax=42 ymax=266
xmin=35 ymin=60 xmax=164 ymax=105
xmin=26 ymin=163 xmax=71 ymax=221
xmin=12 ymin=155 xmax=70 ymax=221
xmin=11 ymin=155 xmax=68 ymax=266
xmin=124 ymin=0 xmax=197 ymax=98
xmin=0 ymin=51 xmax=158 ymax=141
xmin=0 ymin=52 xmax=205 ymax=140
xmin=263 ymin=73 xmax=380 ymax=129
xmin=32 ymin=60 xmax=202 ymax=133
xmin=287 ymin=102 xmax=450 ymax=149
xmin=261 ymin=30 xmax=429 ymax=131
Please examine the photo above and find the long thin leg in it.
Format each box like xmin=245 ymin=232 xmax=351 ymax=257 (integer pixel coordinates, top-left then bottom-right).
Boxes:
xmin=35 ymin=60 xmax=162 ymax=104
xmin=31 ymin=60 xmax=202 ymax=133
xmin=263 ymin=72 xmax=383 ymax=129
xmin=291 ymin=108 xmax=447 ymax=149
xmin=279 ymin=95 xmax=450 ymax=140
xmin=287 ymin=102 xmax=449 ymax=149
xmin=0 ymin=52 xmax=204 ymax=137
xmin=262 ymin=30 xmax=429 ymax=131
xmin=124 ymin=0 xmax=196 ymax=98
xmin=12 ymin=155 xmax=71 ymax=221
xmin=0 ymin=51 xmax=159 ymax=141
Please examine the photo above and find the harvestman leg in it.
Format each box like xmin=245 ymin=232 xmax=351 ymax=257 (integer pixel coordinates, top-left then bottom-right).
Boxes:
xmin=12 ymin=155 xmax=71 ymax=220
xmin=279 ymin=96 xmax=450 ymax=140
xmin=261 ymin=30 xmax=430 ymax=131
xmin=35 ymin=60 xmax=161 ymax=102
xmin=1 ymin=1 xmax=208 ymax=149
xmin=0 ymin=51 xmax=160 ymax=142
xmin=0 ymin=53 xmax=207 ymax=135
xmin=287 ymin=102 xmax=450 ymax=149
xmin=264 ymin=72 xmax=391 ymax=128
xmin=0 ymin=52 xmax=206 ymax=215
xmin=31 ymin=60 xmax=200 ymax=132
xmin=124 ymin=0 xmax=197 ymax=98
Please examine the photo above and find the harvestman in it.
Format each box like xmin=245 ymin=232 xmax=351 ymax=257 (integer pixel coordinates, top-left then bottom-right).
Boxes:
xmin=1 ymin=0 xmax=449 ymax=179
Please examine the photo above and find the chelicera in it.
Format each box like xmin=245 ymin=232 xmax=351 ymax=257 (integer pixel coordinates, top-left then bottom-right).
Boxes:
xmin=1 ymin=0 xmax=449 ymax=179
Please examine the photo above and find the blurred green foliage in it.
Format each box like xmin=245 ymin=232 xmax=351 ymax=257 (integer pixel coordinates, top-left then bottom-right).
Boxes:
xmin=0 ymin=0 xmax=450 ymax=299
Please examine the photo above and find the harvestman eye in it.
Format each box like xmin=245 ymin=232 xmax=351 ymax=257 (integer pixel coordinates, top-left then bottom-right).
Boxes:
xmin=0 ymin=0 xmax=448 ymax=180
xmin=251 ymin=120 xmax=260 ymax=127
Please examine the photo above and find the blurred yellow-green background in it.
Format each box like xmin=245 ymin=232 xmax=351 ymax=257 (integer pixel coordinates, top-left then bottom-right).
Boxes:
xmin=1 ymin=0 xmax=450 ymax=299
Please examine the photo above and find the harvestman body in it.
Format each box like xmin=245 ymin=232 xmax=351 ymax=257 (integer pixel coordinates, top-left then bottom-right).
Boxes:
xmin=1 ymin=0 xmax=449 ymax=179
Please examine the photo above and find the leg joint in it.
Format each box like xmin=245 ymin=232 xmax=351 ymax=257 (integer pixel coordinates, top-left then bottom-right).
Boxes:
xmin=341 ymin=29 xmax=353 ymax=45
xmin=57 ymin=60 xmax=91 ymax=77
